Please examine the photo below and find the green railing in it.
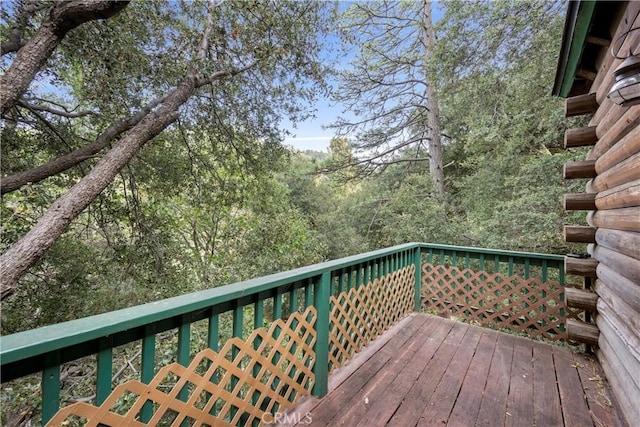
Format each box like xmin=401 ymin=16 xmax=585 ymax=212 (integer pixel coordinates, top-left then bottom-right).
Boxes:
xmin=0 ymin=243 xmax=574 ymax=426
xmin=418 ymin=244 xmax=579 ymax=341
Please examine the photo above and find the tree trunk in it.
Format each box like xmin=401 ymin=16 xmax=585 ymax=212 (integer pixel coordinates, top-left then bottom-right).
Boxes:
xmin=422 ymin=0 xmax=445 ymax=196
xmin=1 ymin=95 xmax=167 ymax=194
xmin=0 ymin=79 xmax=191 ymax=298
xmin=0 ymin=0 xmax=129 ymax=115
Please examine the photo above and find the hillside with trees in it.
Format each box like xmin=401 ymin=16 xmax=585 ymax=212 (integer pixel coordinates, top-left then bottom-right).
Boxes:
xmin=1 ymin=0 xmax=584 ymax=336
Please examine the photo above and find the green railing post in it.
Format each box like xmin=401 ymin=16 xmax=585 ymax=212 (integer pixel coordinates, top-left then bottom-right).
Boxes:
xmin=96 ymin=338 xmax=113 ymax=405
xmin=312 ymin=272 xmax=330 ymax=397
xmin=414 ymin=247 xmax=422 ymax=312
xmin=140 ymin=328 xmax=156 ymax=423
xmin=41 ymin=351 xmax=60 ymax=425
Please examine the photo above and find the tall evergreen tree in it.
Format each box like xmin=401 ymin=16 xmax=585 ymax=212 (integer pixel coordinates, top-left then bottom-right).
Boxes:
xmin=329 ymin=0 xmax=445 ymax=194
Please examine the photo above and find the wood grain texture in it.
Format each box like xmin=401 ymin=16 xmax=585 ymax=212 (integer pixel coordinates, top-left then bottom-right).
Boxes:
xmin=565 ymin=92 xmax=598 ymax=117
xmin=595 ymin=180 xmax=640 ymax=210
xmin=289 ymin=314 xmax=626 ymax=427
xmin=564 ymin=160 xmax=597 ymax=179
xmin=595 ymin=228 xmax=640 ymax=260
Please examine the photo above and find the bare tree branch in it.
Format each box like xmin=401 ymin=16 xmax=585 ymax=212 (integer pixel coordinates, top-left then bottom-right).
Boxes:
xmin=1 ymin=93 xmax=169 ymax=194
xmin=0 ymin=0 xmax=262 ymax=298
xmin=0 ymin=0 xmax=130 ymax=115
xmin=16 ymin=100 xmax=96 ymax=118
xmin=0 ymin=0 xmax=48 ymax=56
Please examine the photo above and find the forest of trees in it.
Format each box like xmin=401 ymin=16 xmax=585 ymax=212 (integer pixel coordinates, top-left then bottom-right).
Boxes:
xmin=0 ymin=0 xmax=587 ymax=338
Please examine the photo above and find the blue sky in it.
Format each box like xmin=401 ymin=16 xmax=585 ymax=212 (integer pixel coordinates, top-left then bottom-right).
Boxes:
xmin=283 ymin=1 xmax=445 ymax=153
xmin=282 ymin=95 xmax=341 ymax=152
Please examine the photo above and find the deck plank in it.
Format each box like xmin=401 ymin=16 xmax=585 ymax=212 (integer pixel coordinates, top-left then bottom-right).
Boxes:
xmin=504 ymin=335 xmax=534 ymax=427
xmin=280 ymin=314 xmax=627 ymax=427
xmin=572 ymin=351 xmax=628 ymax=427
xmin=552 ymin=346 xmax=596 ymax=427
xmin=476 ymin=332 xmax=515 ymax=426
xmin=446 ymin=328 xmax=499 ymax=426
xmin=532 ymin=341 xmax=564 ymax=426
xmin=385 ymin=321 xmax=470 ymax=427
xmin=416 ymin=323 xmax=483 ymax=426
xmin=333 ymin=315 xmax=455 ymax=427
xmin=302 ymin=315 xmax=430 ymax=426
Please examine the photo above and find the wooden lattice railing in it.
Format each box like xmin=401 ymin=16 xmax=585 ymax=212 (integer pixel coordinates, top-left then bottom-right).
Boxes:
xmin=329 ymin=265 xmax=414 ymax=371
xmin=419 ymin=245 xmax=581 ymax=341
xmin=0 ymin=243 xmax=577 ymax=426
xmin=47 ymin=307 xmax=317 ymax=426
xmin=0 ymin=244 xmax=418 ymax=426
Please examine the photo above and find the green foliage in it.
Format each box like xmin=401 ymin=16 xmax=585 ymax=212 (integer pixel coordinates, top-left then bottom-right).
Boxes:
xmin=1 ymin=0 xmax=340 ymax=333
xmin=0 ymin=2 xmax=596 ymax=423
xmin=1 ymin=0 xmax=581 ymax=341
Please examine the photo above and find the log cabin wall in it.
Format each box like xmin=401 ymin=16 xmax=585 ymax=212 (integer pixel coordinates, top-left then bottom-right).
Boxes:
xmin=558 ymin=2 xmax=639 ymax=425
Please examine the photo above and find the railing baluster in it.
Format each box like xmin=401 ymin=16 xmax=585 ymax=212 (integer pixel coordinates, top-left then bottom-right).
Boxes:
xmin=229 ymin=304 xmax=244 ymax=420
xmin=356 ymin=263 xmax=362 ymax=288
xmin=274 ymin=289 xmax=283 ymax=321
xmin=41 ymin=351 xmax=61 ymax=425
xmin=140 ymin=329 xmax=156 ymax=423
xmin=338 ymin=269 xmax=345 ymax=294
xmin=541 ymin=260 xmax=549 ymax=314
xmin=254 ymin=298 xmax=264 ymax=330
xmin=178 ymin=321 xmax=191 ymax=366
xmin=252 ymin=298 xmax=264 ymax=406
xmin=96 ymin=339 xmax=113 ymax=405
xmin=414 ymin=248 xmax=423 ymax=312
xmin=508 ymin=256 xmax=514 ymax=276
xmin=312 ymin=272 xmax=330 ymax=397
xmin=290 ymin=285 xmax=298 ymax=313
xmin=305 ymin=279 xmax=313 ymax=308
xmin=494 ymin=255 xmax=500 ymax=274
xmin=524 ymin=258 xmax=531 ymax=279
xmin=208 ymin=309 xmax=220 ymax=351
xmin=177 ymin=321 xmax=191 ymax=405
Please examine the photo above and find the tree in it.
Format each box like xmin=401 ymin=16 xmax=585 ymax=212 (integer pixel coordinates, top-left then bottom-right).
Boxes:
xmin=0 ymin=0 xmax=334 ymax=298
xmin=328 ymin=0 xmax=445 ymax=195
xmin=433 ymin=0 xmax=581 ymax=252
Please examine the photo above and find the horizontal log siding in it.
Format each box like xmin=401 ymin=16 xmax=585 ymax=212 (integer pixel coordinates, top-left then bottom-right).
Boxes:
xmin=573 ymin=5 xmax=640 ymax=424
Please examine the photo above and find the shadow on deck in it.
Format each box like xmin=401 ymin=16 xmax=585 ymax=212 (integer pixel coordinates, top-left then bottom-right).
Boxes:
xmin=280 ymin=313 xmax=627 ymax=427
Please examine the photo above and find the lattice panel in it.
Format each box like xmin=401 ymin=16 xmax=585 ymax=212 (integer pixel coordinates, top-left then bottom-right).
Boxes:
xmin=421 ymin=263 xmax=582 ymax=341
xmin=48 ymin=307 xmax=317 ymax=427
xmin=329 ymin=265 xmax=414 ymax=372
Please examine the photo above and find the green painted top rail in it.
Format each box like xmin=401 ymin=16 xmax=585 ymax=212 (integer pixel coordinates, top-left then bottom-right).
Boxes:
xmin=0 ymin=243 xmax=416 ymax=366
xmin=418 ymin=243 xmax=564 ymax=263
xmin=0 ymin=242 xmax=562 ymax=369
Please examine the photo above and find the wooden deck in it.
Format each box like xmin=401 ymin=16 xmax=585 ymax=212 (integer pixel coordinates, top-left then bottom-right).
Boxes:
xmin=281 ymin=313 xmax=627 ymax=427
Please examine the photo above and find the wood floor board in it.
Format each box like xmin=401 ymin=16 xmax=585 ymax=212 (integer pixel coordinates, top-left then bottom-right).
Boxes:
xmin=475 ymin=332 xmax=515 ymax=426
xmin=416 ymin=324 xmax=484 ymax=426
xmin=336 ymin=316 xmax=456 ymax=427
xmin=302 ymin=315 xmax=429 ymax=426
xmin=504 ymin=335 xmax=534 ymax=427
xmin=385 ymin=321 xmax=470 ymax=427
xmin=446 ymin=328 xmax=499 ymax=427
xmin=532 ymin=341 xmax=564 ymax=427
xmin=279 ymin=314 xmax=627 ymax=427
xmin=553 ymin=346 xmax=596 ymax=427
